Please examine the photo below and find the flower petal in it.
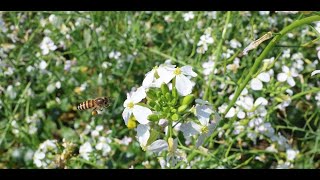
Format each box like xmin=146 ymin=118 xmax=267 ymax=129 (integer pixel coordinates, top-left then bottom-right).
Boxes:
xmin=132 ymin=105 xmax=152 ymax=124
xmin=136 ymin=124 xmax=150 ymax=148
xmin=147 ymin=140 xmax=168 ymax=153
xmin=176 ymin=75 xmax=193 ymax=96
xmin=142 ymin=69 xmax=155 ymax=88
xmin=311 ymin=70 xmax=320 ymax=76
xmin=180 ymin=122 xmax=200 ymax=138
xmin=277 ymin=73 xmax=287 ymax=82
xmin=181 ymin=66 xmax=197 ymax=77
xmin=254 ymin=97 xmax=268 ymax=107
xmin=122 ymin=108 xmax=132 ymax=126
xmin=287 ymin=77 xmax=296 ymax=87
xmin=157 ymin=66 xmax=175 ymax=84
xmin=131 ymin=87 xmax=146 ymax=103
xmin=257 ymin=72 xmax=270 ymax=82
xmin=250 ymin=78 xmax=263 ymax=91
xmin=196 ymin=104 xmax=212 ymax=126
xmin=196 ymin=134 xmax=206 ymax=148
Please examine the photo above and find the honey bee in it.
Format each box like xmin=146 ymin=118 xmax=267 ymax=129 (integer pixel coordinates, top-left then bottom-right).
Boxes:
xmin=77 ymin=97 xmax=110 ymax=115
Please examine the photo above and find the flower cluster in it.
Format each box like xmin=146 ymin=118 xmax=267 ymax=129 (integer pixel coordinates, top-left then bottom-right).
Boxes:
xmin=122 ymin=63 xmax=221 ymax=168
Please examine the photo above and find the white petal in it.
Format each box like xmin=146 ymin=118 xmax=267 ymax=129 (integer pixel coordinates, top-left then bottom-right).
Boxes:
xmin=157 ymin=66 xmax=175 ymax=84
xmin=225 ymin=107 xmax=236 ymax=118
xmin=131 ymin=87 xmax=146 ymax=103
xmin=196 ymin=104 xmax=212 ymax=126
xmin=142 ymin=69 xmax=155 ymax=88
xmin=318 ymin=50 xmax=320 ymax=60
xmin=250 ymin=78 xmax=263 ymax=91
xmin=136 ymin=124 xmax=150 ymax=148
xmin=132 ymin=105 xmax=152 ymax=124
xmin=254 ymin=97 xmax=268 ymax=107
xmin=181 ymin=66 xmax=197 ymax=77
xmin=287 ymin=77 xmax=296 ymax=87
xmin=282 ymin=66 xmax=289 ymax=73
xmin=277 ymin=73 xmax=287 ymax=82
xmin=237 ymin=111 xmax=246 ymax=119
xmin=122 ymin=108 xmax=132 ymax=126
xmin=176 ymin=75 xmax=193 ymax=96
xmin=311 ymin=70 xmax=320 ymax=76
xmin=147 ymin=140 xmax=168 ymax=153
xmin=180 ymin=122 xmax=200 ymax=138
xmin=257 ymin=72 xmax=270 ymax=82
xmin=196 ymin=134 xmax=206 ymax=148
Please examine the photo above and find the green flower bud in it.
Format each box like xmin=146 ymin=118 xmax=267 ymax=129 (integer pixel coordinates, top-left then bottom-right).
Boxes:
xmin=148 ymin=114 xmax=160 ymax=121
xmin=146 ymin=89 xmax=157 ymax=100
xmin=171 ymin=113 xmax=179 ymax=121
xmin=181 ymin=94 xmax=195 ymax=106
xmin=170 ymin=108 xmax=177 ymax=113
xmin=161 ymin=83 xmax=169 ymax=95
xmin=178 ymin=104 xmax=189 ymax=113
xmin=172 ymin=87 xmax=178 ymax=98
xmin=147 ymin=100 xmax=156 ymax=108
xmin=165 ymin=92 xmax=171 ymax=100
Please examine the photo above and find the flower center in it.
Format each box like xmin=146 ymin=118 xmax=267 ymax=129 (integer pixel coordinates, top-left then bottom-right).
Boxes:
xmin=127 ymin=116 xmax=137 ymax=129
xmin=174 ymin=68 xmax=181 ymax=75
xmin=127 ymin=102 xmax=134 ymax=109
xmin=201 ymin=126 xmax=209 ymax=134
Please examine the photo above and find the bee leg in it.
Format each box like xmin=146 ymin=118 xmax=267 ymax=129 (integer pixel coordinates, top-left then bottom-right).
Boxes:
xmin=91 ymin=108 xmax=98 ymax=116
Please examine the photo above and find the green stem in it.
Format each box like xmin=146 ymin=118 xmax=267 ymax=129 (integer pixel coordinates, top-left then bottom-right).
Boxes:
xmin=223 ymin=15 xmax=320 ymax=118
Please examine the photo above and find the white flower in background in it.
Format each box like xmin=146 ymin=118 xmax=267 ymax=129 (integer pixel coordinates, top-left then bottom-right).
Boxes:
xmin=277 ymin=66 xmax=298 ymax=87
xmin=38 ymin=60 xmax=48 ymax=70
xmin=311 ymin=70 xmax=320 ymax=76
xmin=118 ymin=136 xmax=132 ymax=145
xmin=196 ymin=30 xmax=214 ymax=54
xmin=229 ymin=39 xmax=242 ymax=49
xmin=276 ymin=161 xmax=293 ymax=169
xmin=95 ymin=137 xmax=111 ymax=156
xmin=281 ymin=49 xmax=291 ymax=59
xmin=218 ymin=104 xmax=236 ymax=118
xmin=226 ymin=58 xmax=240 ymax=73
xmin=233 ymin=122 xmax=245 ymax=135
xmin=286 ymin=149 xmax=299 ymax=161
xmin=33 ymin=140 xmax=58 ymax=168
xmin=40 ymin=37 xmax=57 ymax=55
xmin=122 ymin=87 xmax=152 ymax=125
xmin=91 ymin=125 xmax=104 ymax=138
xmin=109 ymin=50 xmax=121 ymax=59
xmin=6 ymin=85 xmax=17 ymax=99
xmin=315 ymin=92 xmax=320 ymax=107
xmin=157 ymin=65 xmax=197 ymax=96
xmin=250 ymin=72 xmax=271 ymax=91
xmin=79 ymin=141 xmax=93 ymax=160
xmin=4 ymin=67 xmax=14 ymax=76
xmin=183 ymin=11 xmax=194 ymax=22
xmin=46 ymin=83 xmax=55 ymax=93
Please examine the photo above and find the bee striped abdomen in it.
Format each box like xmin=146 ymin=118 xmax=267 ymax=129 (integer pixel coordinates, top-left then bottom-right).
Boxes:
xmin=77 ymin=100 xmax=95 ymax=110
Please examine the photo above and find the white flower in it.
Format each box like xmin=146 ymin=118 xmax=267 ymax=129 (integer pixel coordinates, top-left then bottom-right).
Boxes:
xmin=142 ymin=65 xmax=174 ymax=88
xmin=79 ymin=142 xmax=93 ymax=160
xmin=95 ymin=137 xmax=111 ymax=156
xmin=39 ymin=60 xmax=48 ymax=70
xmin=311 ymin=70 xmax=320 ymax=76
xmin=40 ymin=37 xmax=57 ymax=55
xmin=286 ymin=149 xmax=299 ymax=161
xmin=197 ymin=33 xmax=214 ymax=54
xmin=109 ymin=50 xmax=121 ymax=59
xmin=157 ymin=65 xmax=197 ymax=96
xmin=181 ymin=103 xmax=219 ymax=147
xmin=229 ymin=39 xmax=242 ymax=49
xmin=122 ymin=87 xmax=152 ymax=125
xmin=277 ymin=66 xmax=298 ymax=87
xmin=183 ymin=12 xmax=194 ymax=22
xmin=250 ymin=72 xmax=271 ymax=91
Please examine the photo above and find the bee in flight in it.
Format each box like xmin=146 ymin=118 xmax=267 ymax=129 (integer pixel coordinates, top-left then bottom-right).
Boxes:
xmin=77 ymin=97 xmax=110 ymax=116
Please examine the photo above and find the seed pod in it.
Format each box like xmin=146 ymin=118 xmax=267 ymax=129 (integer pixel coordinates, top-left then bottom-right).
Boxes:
xmin=181 ymin=94 xmax=195 ymax=106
